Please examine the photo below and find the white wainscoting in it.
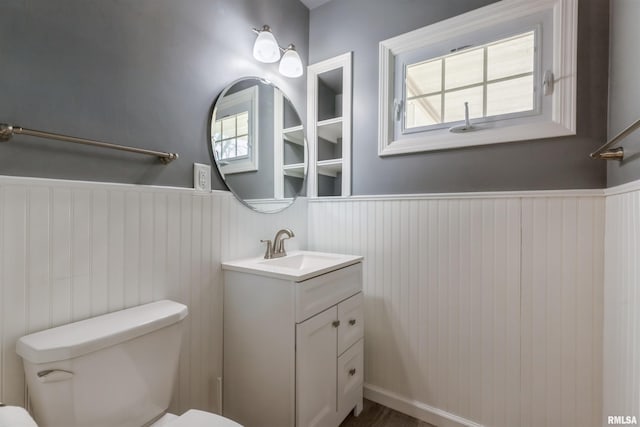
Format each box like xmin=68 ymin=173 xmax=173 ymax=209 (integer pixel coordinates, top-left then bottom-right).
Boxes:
xmin=603 ymin=184 xmax=640 ymax=424
xmin=308 ymin=194 xmax=604 ymax=427
xmin=0 ymin=175 xmax=307 ymax=415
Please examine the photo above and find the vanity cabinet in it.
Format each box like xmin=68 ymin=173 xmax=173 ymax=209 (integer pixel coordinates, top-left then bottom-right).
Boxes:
xmin=223 ymin=261 xmax=364 ymax=427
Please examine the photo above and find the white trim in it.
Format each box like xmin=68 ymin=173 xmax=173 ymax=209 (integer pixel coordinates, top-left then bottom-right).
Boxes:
xmin=308 ymin=188 xmax=604 ymax=202
xmin=604 ymin=177 xmax=640 ymax=196
xmin=0 ymin=174 xmax=230 ymax=195
xmin=364 ymin=384 xmax=485 ymax=427
xmin=307 ymin=52 xmax=353 ymax=197
xmin=378 ymin=0 xmax=578 ymax=156
xmin=274 ymin=88 xmax=285 ymax=199
xmin=0 ymin=175 xmax=609 ymax=203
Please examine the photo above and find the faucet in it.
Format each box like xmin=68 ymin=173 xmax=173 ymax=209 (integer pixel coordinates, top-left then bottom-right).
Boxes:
xmin=261 ymin=228 xmax=295 ymax=259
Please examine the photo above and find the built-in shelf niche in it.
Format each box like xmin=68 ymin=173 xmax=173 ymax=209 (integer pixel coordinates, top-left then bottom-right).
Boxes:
xmin=275 ymin=90 xmax=306 ymax=200
xmin=307 ymin=52 xmax=352 ymax=197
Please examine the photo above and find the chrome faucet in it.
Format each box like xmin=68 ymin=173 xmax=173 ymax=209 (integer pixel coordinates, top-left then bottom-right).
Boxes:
xmin=261 ymin=228 xmax=295 ymax=259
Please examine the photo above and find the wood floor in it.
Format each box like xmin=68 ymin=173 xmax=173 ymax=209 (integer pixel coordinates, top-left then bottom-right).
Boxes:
xmin=340 ymin=400 xmax=435 ymax=427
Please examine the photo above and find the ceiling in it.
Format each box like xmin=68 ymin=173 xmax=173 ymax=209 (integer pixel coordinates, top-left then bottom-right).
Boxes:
xmin=300 ymin=0 xmax=333 ymax=9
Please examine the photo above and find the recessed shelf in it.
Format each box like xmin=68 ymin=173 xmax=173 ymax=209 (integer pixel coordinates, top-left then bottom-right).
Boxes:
xmin=283 ymin=162 xmax=305 ymax=179
xmin=317 ymin=117 xmax=343 ymax=143
xmin=283 ymin=125 xmax=304 ymax=145
xmin=317 ymin=158 xmax=342 ymax=177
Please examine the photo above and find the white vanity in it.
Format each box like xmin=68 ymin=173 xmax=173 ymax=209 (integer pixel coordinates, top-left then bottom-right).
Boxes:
xmin=222 ymin=251 xmax=364 ymax=427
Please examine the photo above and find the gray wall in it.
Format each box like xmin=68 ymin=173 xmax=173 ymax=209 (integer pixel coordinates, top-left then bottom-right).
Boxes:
xmin=309 ymin=0 xmax=609 ymax=194
xmin=0 ymin=0 xmax=309 ymax=190
xmin=607 ymin=0 xmax=640 ymax=187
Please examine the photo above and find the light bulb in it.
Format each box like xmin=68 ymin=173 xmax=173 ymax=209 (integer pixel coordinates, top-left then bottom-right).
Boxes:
xmin=279 ymin=45 xmax=303 ymax=78
xmin=253 ymin=26 xmax=280 ymax=63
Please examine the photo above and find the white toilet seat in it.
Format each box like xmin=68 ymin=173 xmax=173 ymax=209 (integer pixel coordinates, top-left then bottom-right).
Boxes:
xmin=151 ymin=410 xmax=242 ymax=427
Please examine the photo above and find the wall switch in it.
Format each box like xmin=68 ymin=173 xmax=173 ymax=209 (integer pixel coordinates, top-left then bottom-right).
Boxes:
xmin=193 ymin=163 xmax=211 ymax=192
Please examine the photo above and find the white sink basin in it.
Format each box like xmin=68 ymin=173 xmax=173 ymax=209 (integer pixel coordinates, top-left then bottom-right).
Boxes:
xmin=222 ymin=251 xmax=363 ymax=281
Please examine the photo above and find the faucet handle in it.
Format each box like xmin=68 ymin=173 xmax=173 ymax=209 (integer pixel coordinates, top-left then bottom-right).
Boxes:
xmin=260 ymin=239 xmax=273 ymax=259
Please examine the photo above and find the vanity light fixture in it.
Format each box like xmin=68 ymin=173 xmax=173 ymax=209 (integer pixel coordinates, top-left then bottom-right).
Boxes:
xmin=279 ymin=45 xmax=303 ymax=78
xmin=252 ymin=25 xmax=280 ymax=63
xmin=252 ymin=25 xmax=303 ymax=78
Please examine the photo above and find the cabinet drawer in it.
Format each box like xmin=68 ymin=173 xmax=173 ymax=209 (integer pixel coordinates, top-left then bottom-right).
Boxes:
xmin=337 ymin=338 xmax=363 ymax=420
xmin=295 ymin=263 xmax=362 ymax=323
xmin=337 ymin=293 xmax=364 ymax=355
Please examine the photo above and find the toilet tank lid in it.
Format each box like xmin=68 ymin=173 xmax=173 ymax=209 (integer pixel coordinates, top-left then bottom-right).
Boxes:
xmin=16 ymin=300 xmax=188 ymax=364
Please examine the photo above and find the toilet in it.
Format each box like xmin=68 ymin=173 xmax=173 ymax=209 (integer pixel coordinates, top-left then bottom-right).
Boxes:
xmin=15 ymin=300 xmax=240 ymax=427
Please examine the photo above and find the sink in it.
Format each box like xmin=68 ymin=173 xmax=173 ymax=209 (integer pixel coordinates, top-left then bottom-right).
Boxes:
xmin=222 ymin=251 xmax=363 ymax=281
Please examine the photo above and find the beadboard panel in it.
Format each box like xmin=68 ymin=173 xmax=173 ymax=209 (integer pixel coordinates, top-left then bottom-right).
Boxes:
xmin=308 ymin=196 xmax=604 ymax=427
xmin=603 ymin=189 xmax=640 ymax=424
xmin=0 ymin=175 xmax=307 ymax=415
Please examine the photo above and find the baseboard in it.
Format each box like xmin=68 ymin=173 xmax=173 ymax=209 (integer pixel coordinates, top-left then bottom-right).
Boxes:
xmin=364 ymin=383 xmax=484 ymax=427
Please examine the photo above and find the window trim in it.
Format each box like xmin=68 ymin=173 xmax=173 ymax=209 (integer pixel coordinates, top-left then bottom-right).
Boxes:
xmin=378 ymin=0 xmax=577 ymax=157
xmin=214 ymin=85 xmax=259 ymax=175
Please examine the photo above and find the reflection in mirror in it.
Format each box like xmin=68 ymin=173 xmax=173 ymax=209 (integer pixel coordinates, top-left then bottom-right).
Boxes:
xmin=211 ymin=78 xmax=306 ymax=213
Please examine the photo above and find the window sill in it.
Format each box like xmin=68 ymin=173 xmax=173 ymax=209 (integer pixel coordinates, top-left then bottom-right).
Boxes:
xmin=379 ymin=120 xmax=575 ymax=156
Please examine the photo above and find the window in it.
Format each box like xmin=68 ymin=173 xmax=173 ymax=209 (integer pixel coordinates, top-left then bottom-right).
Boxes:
xmin=212 ymin=85 xmax=259 ymax=174
xmin=404 ymin=31 xmax=536 ymax=131
xmin=214 ymin=111 xmax=250 ymax=161
xmin=378 ymin=0 xmax=578 ymax=156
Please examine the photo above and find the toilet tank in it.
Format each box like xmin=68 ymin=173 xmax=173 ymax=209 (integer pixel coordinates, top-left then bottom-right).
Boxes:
xmin=16 ymin=300 xmax=188 ymax=427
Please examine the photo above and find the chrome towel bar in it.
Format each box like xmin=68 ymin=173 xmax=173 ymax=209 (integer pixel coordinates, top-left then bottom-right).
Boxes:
xmin=0 ymin=123 xmax=178 ymax=164
xmin=590 ymin=117 xmax=640 ymax=161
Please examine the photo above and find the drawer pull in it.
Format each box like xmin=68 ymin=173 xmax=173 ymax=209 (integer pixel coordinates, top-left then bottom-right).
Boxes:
xmin=332 ymin=320 xmax=341 ymax=328
xmin=349 ymin=368 xmax=356 ymax=376
xmin=349 ymin=319 xmax=356 ymax=326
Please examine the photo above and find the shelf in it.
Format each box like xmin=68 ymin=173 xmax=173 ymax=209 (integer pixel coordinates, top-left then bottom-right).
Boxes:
xmin=283 ymin=163 xmax=305 ymax=179
xmin=317 ymin=158 xmax=342 ymax=177
xmin=283 ymin=125 xmax=305 ymax=145
xmin=317 ymin=117 xmax=343 ymax=143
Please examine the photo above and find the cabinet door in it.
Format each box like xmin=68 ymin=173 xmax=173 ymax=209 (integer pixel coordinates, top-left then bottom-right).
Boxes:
xmin=296 ymin=307 xmax=338 ymax=427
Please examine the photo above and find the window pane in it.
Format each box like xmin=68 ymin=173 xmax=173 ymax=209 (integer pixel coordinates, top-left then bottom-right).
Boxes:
xmin=406 ymin=59 xmax=442 ymax=96
xmin=487 ymin=75 xmax=534 ymax=116
xmin=487 ymin=32 xmax=534 ymax=81
xmin=236 ymin=136 xmax=249 ymax=157
xmin=214 ymin=143 xmax=221 ymax=159
xmin=444 ymin=87 xmax=483 ymax=122
xmin=222 ymin=139 xmax=236 ymax=159
xmin=444 ymin=48 xmax=484 ymax=90
xmin=213 ymin=120 xmax=222 ymax=141
xmin=406 ymin=95 xmax=442 ymax=128
xmin=222 ymin=117 xmax=236 ymax=139
xmin=236 ymin=112 xmax=249 ymax=137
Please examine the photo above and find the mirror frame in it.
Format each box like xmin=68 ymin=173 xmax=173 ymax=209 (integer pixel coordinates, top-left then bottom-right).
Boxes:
xmin=209 ymin=76 xmax=308 ymax=214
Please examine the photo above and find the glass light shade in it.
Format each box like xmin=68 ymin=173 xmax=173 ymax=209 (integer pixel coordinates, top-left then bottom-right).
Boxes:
xmin=253 ymin=30 xmax=280 ymax=63
xmin=279 ymin=47 xmax=303 ymax=78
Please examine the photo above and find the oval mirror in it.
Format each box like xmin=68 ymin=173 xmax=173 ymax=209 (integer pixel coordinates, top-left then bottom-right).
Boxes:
xmin=210 ymin=77 xmax=307 ymax=213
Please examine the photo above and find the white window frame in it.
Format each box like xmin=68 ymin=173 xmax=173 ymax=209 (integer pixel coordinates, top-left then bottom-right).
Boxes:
xmin=378 ymin=0 xmax=577 ymax=157
xmin=214 ymin=85 xmax=259 ymax=175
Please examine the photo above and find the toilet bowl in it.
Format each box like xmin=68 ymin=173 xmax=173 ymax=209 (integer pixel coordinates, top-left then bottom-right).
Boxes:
xmin=16 ymin=300 xmax=241 ymax=427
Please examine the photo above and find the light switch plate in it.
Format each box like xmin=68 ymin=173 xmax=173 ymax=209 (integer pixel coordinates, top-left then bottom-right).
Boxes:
xmin=193 ymin=163 xmax=211 ymax=192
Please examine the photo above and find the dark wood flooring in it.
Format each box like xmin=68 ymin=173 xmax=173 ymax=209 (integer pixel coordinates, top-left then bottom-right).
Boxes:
xmin=340 ymin=399 xmax=435 ymax=427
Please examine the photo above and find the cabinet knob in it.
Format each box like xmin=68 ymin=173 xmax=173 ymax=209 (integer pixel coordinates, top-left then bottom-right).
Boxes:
xmin=332 ymin=320 xmax=341 ymax=328
xmin=349 ymin=368 xmax=356 ymax=376
xmin=349 ymin=319 xmax=356 ymax=326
